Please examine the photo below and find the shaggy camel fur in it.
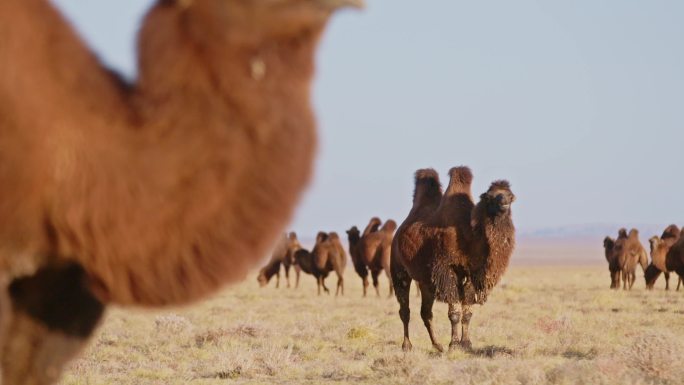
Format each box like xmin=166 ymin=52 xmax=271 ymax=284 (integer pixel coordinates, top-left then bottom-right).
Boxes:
xmin=613 ymin=229 xmax=648 ymax=290
xmin=0 ymin=0 xmax=361 ymax=383
xmin=257 ymin=232 xmax=302 ymax=288
xmin=603 ymin=228 xmax=628 ymax=289
xmin=603 ymin=237 xmax=621 ymax=289
xmin=392 ymin=167 xmax=515 ymax=352
xmin=311 ymin=232 xmax=347 ymax=296
xmin=347 ymin=218 xmax=397 ymax=297
xmin=666 ymin=229 xmax=684 ymax=285
xmin=645 ymin=225 xmax=682 ymax=290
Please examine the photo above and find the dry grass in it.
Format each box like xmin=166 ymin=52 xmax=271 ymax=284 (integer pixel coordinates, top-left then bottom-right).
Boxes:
xmin=60 ymin=262 xmax=684 ymax=385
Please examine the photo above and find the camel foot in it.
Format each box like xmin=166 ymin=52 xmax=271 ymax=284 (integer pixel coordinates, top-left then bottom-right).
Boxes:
xmin=402 ymin=338 xmax=413 ymax=352
xmin=432 ymin=343 xmax=445 ymax=353
xmin=460 ymin=340 xmax=472 ymax=350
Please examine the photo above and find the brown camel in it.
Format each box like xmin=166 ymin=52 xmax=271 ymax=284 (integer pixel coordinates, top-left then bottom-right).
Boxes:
xmin=0 ymin=0 xmax=362 ymax=383
xmin=603 ymin=228 xmax=628 ymax=289
xmin=257 ymin=232 xmax=302 ymax=288
xmin=603 ymin=237 xmax=621 ymax=289
xmin=666 ymin=229 xmax=684 ymax=286
xmin=392 ymin=167 xmax=515 ymax=352
xmin=613 ymin=229 xmax=648 ymax=290
xmin=347 ymin=218 xmax=397 ymax=297
xmin=645 ymin=225 xmax=682 ymax=290
xmin=311 ymin=232 xmax=347 ymax=296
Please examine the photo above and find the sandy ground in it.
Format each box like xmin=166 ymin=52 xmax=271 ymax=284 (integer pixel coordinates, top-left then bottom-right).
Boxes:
xmin=60 ymin=241 xmax=684 ymax=385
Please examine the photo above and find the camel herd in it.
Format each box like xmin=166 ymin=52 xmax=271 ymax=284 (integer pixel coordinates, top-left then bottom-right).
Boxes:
xmin=258 ymin=166 xmax=517 ymax=352
xmin=604 ymin=225 xmax=684 ymax=291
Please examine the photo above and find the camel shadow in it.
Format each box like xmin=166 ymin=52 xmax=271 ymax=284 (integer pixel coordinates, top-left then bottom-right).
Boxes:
xmin=467 ymin=345 xmax=515 ymax=358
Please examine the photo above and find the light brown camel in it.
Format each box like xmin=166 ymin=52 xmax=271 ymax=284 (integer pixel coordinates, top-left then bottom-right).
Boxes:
xmin=257 ymin=232 xmax=303 ymax=288
xmin=392 ymin=167 xmax=515 ymax=352
xmin=613 ymin=229 xmax=648 ymax=290
xmin=0 ymin=0 xmax=362 ymax=383
xmin=645 ymin=225 xmax=682 ymax=290
xmin=311 ymin=232 xmax=347 ymax=296
xmin=347 ymin=218 xmax=396 ymax=297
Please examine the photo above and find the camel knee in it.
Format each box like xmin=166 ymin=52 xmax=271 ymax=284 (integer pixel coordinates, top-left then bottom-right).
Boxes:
xmin=448 ymin=310 xmax=461 ymax=324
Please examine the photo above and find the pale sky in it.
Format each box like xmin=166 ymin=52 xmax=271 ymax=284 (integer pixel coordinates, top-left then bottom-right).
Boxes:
xmin=52 ymin=0 xmax=684 ymax=235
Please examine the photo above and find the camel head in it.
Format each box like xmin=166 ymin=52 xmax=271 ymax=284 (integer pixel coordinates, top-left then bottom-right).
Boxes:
xmin=172 ymin=0 xmax=365 ymax=39
xmin=604 ymin=236 xmax=615 ymax=252
xmin=644 ymin=264 xmax=661 ymax=290
xmin=257 ymin=268 xmax=269 ymax=287
xmin=346 ymin=226 xmax=361 ymax=243
xmin=649 ymin=236 xmax=662 ymax=255
xmin=479 ymin=180 xmax=515 ymax=217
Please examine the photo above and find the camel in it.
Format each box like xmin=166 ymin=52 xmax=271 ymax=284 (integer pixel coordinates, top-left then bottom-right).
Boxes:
xmin=613 ymin=229 xmax=648 ymax=290
xmin=347 ymin=218 xmax=397 ymax=297
xmin=257 ymin=232 xmax=302 ymax=288
xmin=666 ymin=230 xmax=684 ymax=286
xmin=392 ymin=167 xmax=515 ymax=352
xmin=603 ymin=237 xmax=621 ymax=289
xmin=0 ymin=0 xmax=362 ymax=383
xmin=311 ymin=232 xmax=347 ymax=296
xmin=603 ymin=228 xmax=628 ymax=289
xmin=645 ymin=225 xmax=682 ymax=290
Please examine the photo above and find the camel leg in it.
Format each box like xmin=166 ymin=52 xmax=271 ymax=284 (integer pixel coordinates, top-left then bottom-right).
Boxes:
xmin=419 ymin=283 xmax=444 ymax=353
xmin=284 ymin=264 xmax=291 ymax=289
xmin=622 ymin=271 xmax=627 ymax=290
xmin=1 ymin=263 xmax=105 ymax=385
xmin=391 ymin=260 xmax=412 ymax=351
xmin=460 ymin=304 xmax=473 ymax=349
xmin=664 ymin=272 xmax=670 ymax=291
xmin=295 ymin=266 xmax=301 ymax=289
xmin=629 ymin=272 xmax=636 ymax=290
xmin=322 ymin=277 xmax=330 ymax=295
xmin=316 ymin=276 xmax=321 ymax=296
xmin=335 ymin=271 xmax=344 ymax=297
xmin=447 ymin=302 xmax=461 ymax=352
xmin=371 ymin=270 xmax=380 ymax=297
xmin=275 ymin=269 xmax=280 ymax=289
xmin=385 ymin=269 xmax=394 ymax=298
xmin=362 ymin=275 xmax=369 ymax=297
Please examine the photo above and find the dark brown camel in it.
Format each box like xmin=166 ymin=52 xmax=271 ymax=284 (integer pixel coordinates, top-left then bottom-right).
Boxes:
xmin=347 ymin=218 xmax=397 ymax=297
xmin=603 ymin=237 xmax=621 ymax=289
xmin=665 ymin=228 xmax=684 ymax=287
xmin=0 ymin=0 xmax=362 ymax=383
xmin=613 ymin=229 xmax=648 ymax=290
xmin=645 ymin=225 xmax=682 ymax=290
xmin=392 ymin=167 xmax=515 ymax=352
xmin=311 ymin=232 xmax=346 ymax=296
xmin=603 ymin=228 xmax=628 ymax=289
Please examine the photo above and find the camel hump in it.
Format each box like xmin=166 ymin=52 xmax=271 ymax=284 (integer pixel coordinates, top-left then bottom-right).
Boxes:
xmin=618 ymin=228 xmax=628 ymax=239
xmin=449 ymin=166 xmax=473 ymax=193
xmin=362 ymin=217 xmax=382 ymax=237
xmin=662 ymin=225 xmax=680 ymax=240
xmin=382 ymin=219 xmax=397 ymax=232
xmin=412 ymin=168 xmax=442 ymax=207
xmin=629 ymin=228 xmax=639 ymax=238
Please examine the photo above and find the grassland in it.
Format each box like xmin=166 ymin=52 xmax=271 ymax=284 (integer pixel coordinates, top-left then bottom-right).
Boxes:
xmin=60 ymin=249 xmax=684 ymax=385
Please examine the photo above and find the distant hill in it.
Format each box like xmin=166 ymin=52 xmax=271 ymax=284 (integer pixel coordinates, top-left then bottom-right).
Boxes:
xmin=519 ymin=223 xmax=679 ymax=241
